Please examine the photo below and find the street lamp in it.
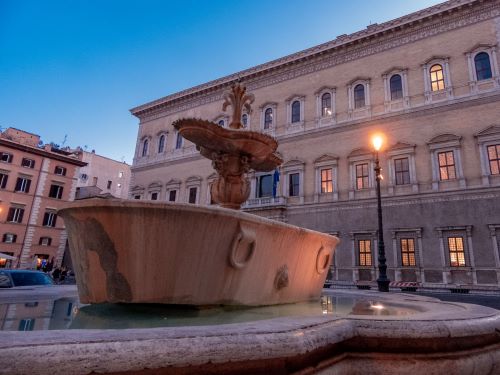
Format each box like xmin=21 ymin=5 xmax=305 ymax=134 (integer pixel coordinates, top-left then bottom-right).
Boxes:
xmin=372 ymin=135 xmax=390 ymax=292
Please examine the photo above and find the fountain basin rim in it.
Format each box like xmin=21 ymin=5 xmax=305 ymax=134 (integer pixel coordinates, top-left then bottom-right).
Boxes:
xmin=57 ymin=197 xmax=337 ymax=242
xmin=1 ymin=290 xmax=499 ymax=375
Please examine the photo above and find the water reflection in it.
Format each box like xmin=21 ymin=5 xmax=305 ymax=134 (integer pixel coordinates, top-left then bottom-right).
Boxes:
xmin=0 ymin=295 xmax=417 ymax=331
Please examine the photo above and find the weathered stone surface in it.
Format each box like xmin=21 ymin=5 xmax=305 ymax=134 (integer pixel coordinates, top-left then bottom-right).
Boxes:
xmin=0 ymin=290 xmax=498 ymax=375
xmin=59 ymin=198 xmax=339 ymax=306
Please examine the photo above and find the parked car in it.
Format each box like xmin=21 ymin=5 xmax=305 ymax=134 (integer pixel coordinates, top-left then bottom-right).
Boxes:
xmin=0 ymin=270 xmax=54 ymax=288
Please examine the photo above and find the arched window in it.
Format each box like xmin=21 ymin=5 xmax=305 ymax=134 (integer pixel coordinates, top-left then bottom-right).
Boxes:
xmin=158 ymin=135 xmax=165 ymax=153
xmin=241 ymin=114 xmax=248 ymax=127
xmin=354 ymin=84 xmax=365 ymax=109
xmin=175 ymin=133 xmax=183 ymax=149
xmin=142 ymin=139 xmax=149 ymax=157
xmin=321 ymin=93 xmax=332 ymax=117
xmin=291 ymin=101 xmax=300 ymax=123
xmin=430 ymin=64 xmax=445 ymax=91
xmin=474 ymin=52 xmax=492 ymax=81
xmin=218 ymin=119 xmax=225 ymax=127
xmin=390 ymin=74 xmax=403 ymax=100
xmin=264 ymin=108 xmax=273 ymax=129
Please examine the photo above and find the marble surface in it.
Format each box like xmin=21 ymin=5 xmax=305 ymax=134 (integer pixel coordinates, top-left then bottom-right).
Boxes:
xmin=0 ymin=289 xmax=499 ymax=374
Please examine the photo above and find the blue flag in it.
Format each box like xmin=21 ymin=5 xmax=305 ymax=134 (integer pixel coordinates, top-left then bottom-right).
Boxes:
xmin=272 ymin=168 xmax=280 ymax=198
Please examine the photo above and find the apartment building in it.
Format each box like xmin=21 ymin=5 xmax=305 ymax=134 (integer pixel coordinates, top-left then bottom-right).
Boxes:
xmin=74 ymin=149 xmax=131 ymax=199
xmin=0 ymin=128 xmax=86 ymax=269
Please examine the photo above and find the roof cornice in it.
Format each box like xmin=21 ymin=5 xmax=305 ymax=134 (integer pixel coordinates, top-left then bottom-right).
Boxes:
xmin=130 ymin=0 xmax=495 ymax=121
xmin=0 ymin=139 xmax=87 ymax=167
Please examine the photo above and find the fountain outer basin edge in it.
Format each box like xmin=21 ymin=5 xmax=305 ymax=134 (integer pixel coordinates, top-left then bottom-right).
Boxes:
xmin=58 ymin=198 xmax=339 ymax=306
xmin=0 ymin=290 xmax=499 ymax=375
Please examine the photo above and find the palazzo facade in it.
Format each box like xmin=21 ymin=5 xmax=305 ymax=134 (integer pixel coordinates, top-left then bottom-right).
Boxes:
xmin=130 ymin=0 xmax=500 ymax=291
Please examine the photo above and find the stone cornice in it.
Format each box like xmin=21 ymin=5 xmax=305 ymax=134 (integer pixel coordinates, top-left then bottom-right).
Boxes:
xmin=130 ymin=0 xmax=499 ymax=123
xmin=286 ymin=186 xmax=500 ymax=214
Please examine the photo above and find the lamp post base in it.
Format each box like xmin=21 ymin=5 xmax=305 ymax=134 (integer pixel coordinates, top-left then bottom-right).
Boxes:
xmin=377 ymin=278 xmax=390 ymax=292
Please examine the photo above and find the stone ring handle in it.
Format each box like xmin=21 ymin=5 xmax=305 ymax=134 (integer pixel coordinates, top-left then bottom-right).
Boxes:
xmin=229 ymin=224 xmax=256 ymax=269
xmin=316 ymin=245 xmax=331 ymax=274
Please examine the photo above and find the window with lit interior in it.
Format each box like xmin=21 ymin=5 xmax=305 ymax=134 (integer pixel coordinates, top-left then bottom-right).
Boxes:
xmin=321 ymin=93 xmax=332 ymax=117
xmin=438 ymin=151 xmax=456 ymax=180
xmin=448 ymin=236 xmax=466 ymax=267
xmin=400 ymin=238 xmax=416 ymax=266
xmin=355 ymin=163 xmax=369 ymax=190
xmin=320 ymin=169 xmax=333 ymax=193
xmin=358 ymin=239 xmax=372 ymax=266
xmin=430 ymin=64 xmax=445 ymax=91
xmin=487 ymin=144 xmax=500 ymax=175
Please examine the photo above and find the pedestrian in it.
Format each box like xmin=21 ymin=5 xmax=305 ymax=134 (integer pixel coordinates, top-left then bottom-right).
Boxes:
xmin=52 ymin=267 xmax=61 ymax=283
xmin=60 ymin=267 xmax=67 ymax=284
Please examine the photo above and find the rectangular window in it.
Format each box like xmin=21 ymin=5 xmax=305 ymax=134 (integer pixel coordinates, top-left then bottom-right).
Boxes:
xmin=257 ymin=174 xmax=273 ymax=198
xmin=487 ymin=144 xmax=500 ymax=175
xmin=107 ymin=180 xmax=112 ymax=189
xmin=134 ymin=195 xmax=141 ymax=200
xmin=21 ymin=158 xmax=35 ymax=168
xmin=448 ymin=237 xmax=466 ymax=267
xmin=320 ymin=169 xmax=333 ymax=193
xmin=151 ymin=192 xmax=158 ymax=200
xmin=394 ymin=157 xmax=410 ymax=185
xmin=400 ymin=238 xmax=416 ymax=266
xmin=358 ymin=239 xmax=372 ymax=266
xmin=289 ymin=173 xmax=300 ymax=197
xmin=168 ymin=190 xmax=177 ymax=202
xmin=39 ymin=237 xmax=52 ymax=246
xmin=2 ymin=233 xmax=17 ymax=243
xmin=0 ymin=172 xmax=8 ymax=189
xmin=355 ymin=163 xmax=369 ymax=190
xmin=54 ymin=166 xmax=67 ymax=176
xmin=15 ymin=177 xmax=31 ymax=193
xmin=438 ymin=151 xmax=456 ymax=180
xmin=188 ymin=187 xmax=197 ymax=204
xmin=43 ymin=212 xmax=57 ymax=227
xmin=7 ymin=207 xmax=24 ymax=223
xmin=49 ymin=184 xmax=63 ymax=199
xmin=0 ymin=152 xmax=13 ymax=163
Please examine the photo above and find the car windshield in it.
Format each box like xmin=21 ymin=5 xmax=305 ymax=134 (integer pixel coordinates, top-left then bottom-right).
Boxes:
xmin=10 ymin=272 xmax=54 ymax=286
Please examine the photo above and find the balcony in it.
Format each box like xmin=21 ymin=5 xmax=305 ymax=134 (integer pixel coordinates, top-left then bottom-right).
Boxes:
xmin=242 ymin=196 xmax=287 ymax=209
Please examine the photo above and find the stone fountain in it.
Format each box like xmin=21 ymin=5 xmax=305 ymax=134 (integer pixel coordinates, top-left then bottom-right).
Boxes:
xmin=59 ymin=83 xmax=339 ymax=306
xmin=2 ymin=84 xmax=499 ymax=375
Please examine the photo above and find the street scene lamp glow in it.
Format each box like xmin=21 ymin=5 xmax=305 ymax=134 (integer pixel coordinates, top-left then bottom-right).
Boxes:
xmin=372 ymin=135 xmax=383 ymax=151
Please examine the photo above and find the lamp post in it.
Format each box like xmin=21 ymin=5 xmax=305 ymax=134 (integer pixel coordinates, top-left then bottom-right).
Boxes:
xmin=372 ymin=135 xmax=390 ymax=292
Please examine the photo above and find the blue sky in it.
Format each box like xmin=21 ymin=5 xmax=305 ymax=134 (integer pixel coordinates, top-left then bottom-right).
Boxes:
xmin=1 ymin=0 xmax=442 ymax=163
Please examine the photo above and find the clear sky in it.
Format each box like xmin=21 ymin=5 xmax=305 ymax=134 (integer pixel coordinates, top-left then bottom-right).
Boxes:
xmin=1 ymin=0 xmax=442 ymax=164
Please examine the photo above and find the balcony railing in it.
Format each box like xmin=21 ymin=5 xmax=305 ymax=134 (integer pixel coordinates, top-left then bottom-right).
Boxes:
xmin=243 ymin=196 xmax=287 ymax=208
